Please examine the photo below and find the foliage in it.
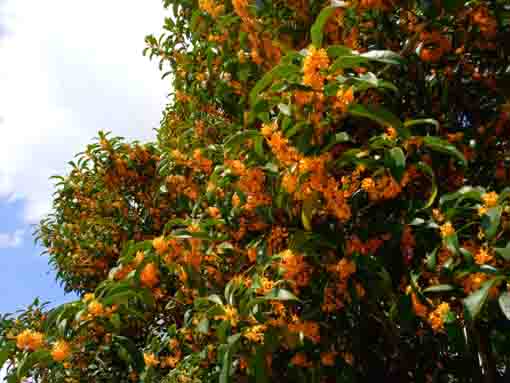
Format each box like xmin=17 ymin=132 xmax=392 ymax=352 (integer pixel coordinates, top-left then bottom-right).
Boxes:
xmin=2 ymin=0 xmax=510 ymax=382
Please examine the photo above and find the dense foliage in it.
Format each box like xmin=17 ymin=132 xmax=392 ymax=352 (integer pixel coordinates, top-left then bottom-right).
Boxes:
xmin=2 ymin=0 xmax=510 ymax=381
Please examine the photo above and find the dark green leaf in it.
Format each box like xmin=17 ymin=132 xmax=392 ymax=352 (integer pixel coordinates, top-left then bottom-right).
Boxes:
xmin=423 ymin=136 xmax=467 ymax=167
xmin=498 ymin=292 xmax=510 ymax=320
xmin=481 ymin=206 xmax=502 ymax=240
xmin=464 ymin=278 xmax=499 ymax=320
xmin=311 ymin=7 xmax=336 ymax=47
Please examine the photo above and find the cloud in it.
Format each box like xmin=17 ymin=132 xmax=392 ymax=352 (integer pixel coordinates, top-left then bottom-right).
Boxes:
xmin=0 ymin=0 xmax=170 ymax=223
xmin=0 ymin=229 xmax=24 ymax=248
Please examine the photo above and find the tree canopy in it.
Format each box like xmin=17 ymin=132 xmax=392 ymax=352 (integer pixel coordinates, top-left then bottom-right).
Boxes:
xmin=2 ymin=0 xmax=510 ymax=382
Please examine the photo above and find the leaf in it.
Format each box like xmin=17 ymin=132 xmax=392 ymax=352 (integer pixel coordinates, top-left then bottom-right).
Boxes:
xmin=423 ymin=136 xmax=467 ymax=167
xmin=219 ymin=347 xmax=232 ymax=383
xmin=498 ymin=292 xmax=510 ymax=320
xmin=387 ymin=147 xmax=406 ymax=181
xmin=224 ymin=130 xmax=261 ymax=150
xmin=403 ymin=118 xmax=439 ymax=131
xmin=463 ymin=278 xmax=499 ymax=320
xmin=197 ymin=318 xmax=210 ymax=334
xmin=249 ymin=64 xmax=299 ymax=106
xmin=423 ymin=284 xmax=456 ymax=293
xmin=495 ymin=243 xmax=510 ymax=261
xmin=348 ymin=104 xmax=402 ymax=129
xmin=439 ymin=186 xmax=483 ymax=206
xmin=360 ymin=50 xmax=403 ymax=65
xmin=262 ymin=288 xmax=299 ymax=301
xmin=311 ymin=7 xmax=336 ymax=47
xmin=326 ymin=45 xmax=352 ymax=58
xmin=207 ymin=294 xmax=224 ymax=306
xmin=416 ymin=162 xmax=437 ymax=209
xmin=481 ymin=206 xmax=502 ymax=240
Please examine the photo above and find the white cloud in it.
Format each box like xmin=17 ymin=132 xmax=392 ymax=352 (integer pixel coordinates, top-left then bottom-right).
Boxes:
xmin=0 ymin=0 xmax=170 ymax=223
xmin=0 ymin=229 xmax=24 ymax=248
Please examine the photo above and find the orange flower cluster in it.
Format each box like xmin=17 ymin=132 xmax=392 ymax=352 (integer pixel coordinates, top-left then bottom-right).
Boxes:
xmin=51 ymin=340 xmax=72 ymax=362
xmin=140 ymin=262 xmax=160 ymax=288
xmin=470 ymin=6 xmax=498 ymax=38
xmin=279 ymin=249 xmax=312 ymax=289
xmin=322 ymin=258 xmax=361 ymax=312
xmin=16 ymin=329 xmax=44 ymax=351
xmin=428 ymin=302 xmax=450 ymax=332
xmin=303 ymin=46 xmax=330 ymax=90
xmin=288 ymin=319 xmax=321 ymax=344
xmin=198 ymin=0 xmax=224 ymax=18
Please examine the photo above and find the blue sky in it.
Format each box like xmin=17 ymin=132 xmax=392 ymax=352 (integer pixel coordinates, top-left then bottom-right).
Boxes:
xmin=0 ymin=0 xmax=170 ymax=315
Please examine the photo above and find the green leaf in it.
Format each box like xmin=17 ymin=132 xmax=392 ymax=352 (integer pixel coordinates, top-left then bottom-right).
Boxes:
xmin=499 ymin=292 xmax=510 ymax=320
xmin=388 ymin=147 xmax=406 ymax=181
xmin=423 ymin=284 xmax=456 ymax=293
xmin=326 ymin=45 xmax=352 ymax=58
xmin=416 ymin=162 xmax=437 ymax=209
xmin=262 ymin=288 xmax=299 ymax=301
xmin=220 ymin=347 xmax=232 ymax=383
xmin=481 ymin=206 xmax=502 ymax=240
xmin=495 ymin=243 xmax=510 ymax=261
xmin=224 ymin=130 xmax=261 ymax=151
xmin=249 ymin=64 xmax=299 ymax=106
xmin=439 ymin=186 xmax=484 ymax=206
xmin=423 ymin=136 xmax=467 ymax=167
xmin=207 ymin=294 xmax=224 ymax=306
xmin=311 ymin=7 xmax=336 ymax=47
xmin=360 ymin=50 xmax=403 ymax=65
xmin=197 ymin=318 xmax=210 ymax=334
xmin=403 ymin=118 xmax=439 ymax=131
xmin=463 ymin=278 xmax=499 ymax=320
xmin=348 ymin=104 xmax=402 ymax=129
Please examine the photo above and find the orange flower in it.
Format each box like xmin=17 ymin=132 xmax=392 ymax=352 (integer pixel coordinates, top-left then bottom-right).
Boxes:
xmin=152 ymin=236 xmax=168 ymax=255
xmin=16 ymin=329 xmax=44 ymax=351
xmin=51 ymin=340 xmax=71 ymax=362
xmin=88 ymin=300 xmax=105 ymax=317
xmin=361 ymin=177 xmax=375 ymax=192
xmin=321 ymin=351 xmax=337 ymax=366
xmin=303 ymin=46 xmax=330 ymax=90
xmin=291 ymin=352 xmax=312 ymax=367
xmin=140 ymin=262 xmax=160 ymax=288
xmin=474 ymin=247 xmax=493 ymax=265
xmin=144 ymin=352 xmax=159 ymax=367
xmin=428 ymin=302 xmax=450 ymax=332
xmin=481 ymin=191 xmax=498 ymax=208
xmin=334 ymin=87 xmax=354 ymax=112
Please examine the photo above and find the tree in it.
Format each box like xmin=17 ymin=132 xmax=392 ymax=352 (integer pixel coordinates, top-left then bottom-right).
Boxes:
xmin=1 ymin=0 xmax=510 ymax=381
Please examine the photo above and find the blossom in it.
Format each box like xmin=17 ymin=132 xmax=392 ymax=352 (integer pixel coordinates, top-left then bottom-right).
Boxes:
xmin=474 ymin=247 xmax=493 ymax=265
xmin=439 ymin=222 xmax=455 ymax=238
xmin=140 ymin=262 xmax=160 ymax=288
xmin=481 ymin=191 xmax=498 ymax=208
xmin=152 ymin=236 xmax=168 ymax=255
xmin=88 ymin=300 xmax=105 ymax=317
xmin=321 ymin=351 xmax=337 ymax=366
xmin=428 ymin=302 xmax=450 ymax=332
xmin=144 ymin=352 xmax=159 ymax=367
xmin=303 ymin=46 xmax=330 ymax=90
xmin=243 ymin=325 xmax=267 ymax=343
xmin=51 ymin=340 xmax=71 ymax=362
xmin=16 ymin=329 xmax=44 ymax=351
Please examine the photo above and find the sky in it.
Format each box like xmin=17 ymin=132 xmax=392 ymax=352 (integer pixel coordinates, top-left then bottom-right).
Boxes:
xmin=0 ymin=0 xmax=170 ymax=315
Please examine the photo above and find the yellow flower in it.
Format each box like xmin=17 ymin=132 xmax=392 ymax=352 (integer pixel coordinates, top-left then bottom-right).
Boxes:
xmin=243 ymin=325 xmax=267 ymax=343
xmin=361 ymin=177 xmax=375 ymax=192
xmin=144 ymin=352 xmax=160 ymax=367
xmin=51 ymin=340 xmax=71 ymax=362
xmin=439 ymin=222 xmax=455 ymax=238
xmin=88 ymin=300 xmax=104 ymax=317
xmin=83 ymin=293 xmax=95 ymax=303
xmin=481 ymin=191 xmax=498 ymax=208
xmin=215 ymin=305 xmax=239 ymax=326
